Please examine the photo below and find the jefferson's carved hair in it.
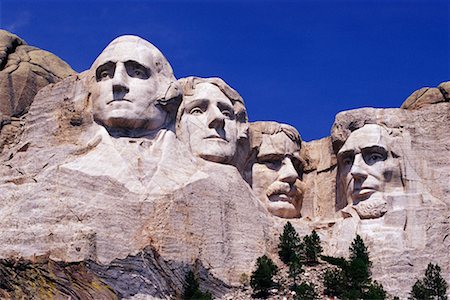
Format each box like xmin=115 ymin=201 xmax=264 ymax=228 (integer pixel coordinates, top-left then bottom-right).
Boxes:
xmin=176 ymin=76 xmax=248 ymax=127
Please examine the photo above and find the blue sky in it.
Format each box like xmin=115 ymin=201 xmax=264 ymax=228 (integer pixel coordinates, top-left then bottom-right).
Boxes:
xmin=1 ymin=0 xmax=448 ymax=141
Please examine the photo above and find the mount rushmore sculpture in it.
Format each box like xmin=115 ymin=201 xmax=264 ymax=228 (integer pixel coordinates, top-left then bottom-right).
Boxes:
xmin=0 ymin=32 xmax=448 ymax=298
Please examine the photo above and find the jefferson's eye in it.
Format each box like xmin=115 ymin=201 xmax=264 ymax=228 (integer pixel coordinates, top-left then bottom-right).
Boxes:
xmin=341 ymin=156 xmax=353 ymax=166
xmin=190 ymin=107 xmax=203 ymax=115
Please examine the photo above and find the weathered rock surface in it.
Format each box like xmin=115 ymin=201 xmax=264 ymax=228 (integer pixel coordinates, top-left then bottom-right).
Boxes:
xmin=0 ymin=74 xmax=272 ymax=298
xmin=0 ymin=30 xmax=448 ymax=299
xmin=328 ymin=103 xmax=450 ymax=298
xmin=0 ymin=30 xmax=75 ymax=152
xmin=401 ymin=81 xmax=450 ymax=110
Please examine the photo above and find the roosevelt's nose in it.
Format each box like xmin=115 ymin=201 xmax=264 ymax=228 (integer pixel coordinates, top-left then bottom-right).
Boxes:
xmin=278 ymin=157 xmax=298 ymax=184
xmin=112 ymin=63 xmax=129 ymax=95
xmin=207 ymin=106 xmax=225 ymax=129
xmin=350 ymin=154 xmax=368 ymax=180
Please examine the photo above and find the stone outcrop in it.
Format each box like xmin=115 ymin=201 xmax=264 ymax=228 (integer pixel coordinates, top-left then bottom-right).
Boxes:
xmin=0 ymin=30 xmax=75 ymax=152
xmin=401 ymin=81 xmax=449 ymax=110
xmin=0 ymin=30 xmax=448 ymax=299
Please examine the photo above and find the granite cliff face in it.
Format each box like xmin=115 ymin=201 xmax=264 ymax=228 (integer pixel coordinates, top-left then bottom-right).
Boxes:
xmin=0 ymin=31 xmax=448 ymax=299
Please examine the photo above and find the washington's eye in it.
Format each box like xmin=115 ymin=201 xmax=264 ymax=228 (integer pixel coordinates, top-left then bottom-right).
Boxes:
xmin=125 ymin=61 xmax=150 ymax=79
xmin=190 ymin=107 xmax=203 ymax=115
xmin=95 ymin=62 xmax=115 ymax=82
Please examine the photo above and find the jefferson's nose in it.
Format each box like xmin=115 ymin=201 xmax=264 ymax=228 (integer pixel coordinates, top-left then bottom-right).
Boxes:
xmin=278 ymin=157 xmax=298 ymax=184
xmin=207 ymin=106 xmax=225 ymax=129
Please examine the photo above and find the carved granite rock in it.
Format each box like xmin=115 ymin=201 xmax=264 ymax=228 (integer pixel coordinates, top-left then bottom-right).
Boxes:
xmin=329 ymin=103 xmax=450 ymax=298
xmin=245 ymin=121 xmax=305 ymax=219
xmin=0 ymin=36 xmax=271 ymax=298
xmin=176 ymin=76 xmax=248 ymax=171
xmin=0 ymin=31 xmax=448 ymax=299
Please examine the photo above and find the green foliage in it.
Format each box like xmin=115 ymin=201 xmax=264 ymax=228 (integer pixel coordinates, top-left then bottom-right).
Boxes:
xmin=323 ymin=235 xmax=386 ymax=300
xmin=364 ymin=281 xmax=387 ymax=300
xmin=303 ymin=230 xmax=323 ymax=265
xmin=349 ymin=234 xmax=371 ymax=267
xmin=182 ymin=270 xmax=212 ymax=300
xmin=288 ymin=254 xmax=304 ymax=288
xmin=410 ymin=263 xmax=448 ymax=300
xmin=321 ymin=255 xmax=348 ymax=269
xmin=250 ymin=255 xmax=278 ymax=298
xmin=278 ymin=222 xmax=301 ymax=265
xmin=323 ymin=269 xmax=347 ymax=298
xmin=293 ymin=282 xmax=319 ymax=300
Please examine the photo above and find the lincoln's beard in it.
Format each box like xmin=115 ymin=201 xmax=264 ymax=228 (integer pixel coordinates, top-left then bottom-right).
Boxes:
xmin=353 ymin=192 xmax=387 ymax=219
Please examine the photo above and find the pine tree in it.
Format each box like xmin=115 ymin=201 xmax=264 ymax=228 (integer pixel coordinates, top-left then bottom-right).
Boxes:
xmin=182 ymin=270 xmax=212 ymax=300
xmin=348 ymin=234 xmax=371 ymax=288
xmin=323 ymin=234 xmax=387 ymax=300
xmin=250 ymin=255 xmax=278 ymax=298
xmin=410 ymin=263 xmax=448 ymax=300
xmin=293 ymin=282 xmax=319 ymax=300
xmin=278 ymin=221 xmax=301 ymax=265
xmin=288 ymin=254 xmax=304 ymax=289
xmin=303 ymin=230 xmax=323 ymax=265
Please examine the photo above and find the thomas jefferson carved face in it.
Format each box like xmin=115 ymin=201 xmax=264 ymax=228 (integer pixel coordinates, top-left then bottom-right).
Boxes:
xmin=337 ymin=124 xmax=401 ymax=218
xmin=178 ymin=83 xmax=237 ymax=163
xmin=90 ymin=36 xmax=178 ymax=132
xmin=177 ymin=78 xmax=248 ymax=165
xmin=250 ymin=123 xmax=303 ymax=218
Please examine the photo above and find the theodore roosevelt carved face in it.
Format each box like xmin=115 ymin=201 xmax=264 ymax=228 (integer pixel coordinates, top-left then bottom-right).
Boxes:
xmin=90 ymin=35 xmax=180 ymax=134
xmin=176 ymin=77 xmax=248 ymax=165
xmin=249 ymin=122 xmax=303 ymax=219
xmin=337 ymin=124 xmax=402 ymax=218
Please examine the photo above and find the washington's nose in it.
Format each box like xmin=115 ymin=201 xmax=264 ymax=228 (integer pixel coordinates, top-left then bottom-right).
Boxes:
xmin=207 ymin=107 xmax=225 ymax=129
xmin=278 ymin=157 xmax=298 ymax=184
xmin=350 ymin=154 xmax=368 ymax=180
xmin=112 ymin=64 xmax=129 ymax=95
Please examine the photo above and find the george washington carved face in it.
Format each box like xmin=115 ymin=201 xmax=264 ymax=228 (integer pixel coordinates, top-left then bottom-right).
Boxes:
xmin=90 ymin=35 xmax=180 ymax=133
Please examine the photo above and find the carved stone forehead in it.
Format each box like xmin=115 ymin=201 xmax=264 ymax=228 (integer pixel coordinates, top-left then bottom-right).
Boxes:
xmin=91 ymin=35 xmax=175 ymax=78
xmin=258 ymin=132 xmax=300 ymax=158
xmin=339 ymin=124 xmax=390 ymax=154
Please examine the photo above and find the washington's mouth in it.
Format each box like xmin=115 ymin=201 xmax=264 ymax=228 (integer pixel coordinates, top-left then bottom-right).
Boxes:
xmin=107 ymin=99 xmax=132 ymax=104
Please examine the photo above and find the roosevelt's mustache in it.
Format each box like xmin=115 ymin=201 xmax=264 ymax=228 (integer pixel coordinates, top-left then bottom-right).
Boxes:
xmin=266 ymin=181 xmax=295 ymax=198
